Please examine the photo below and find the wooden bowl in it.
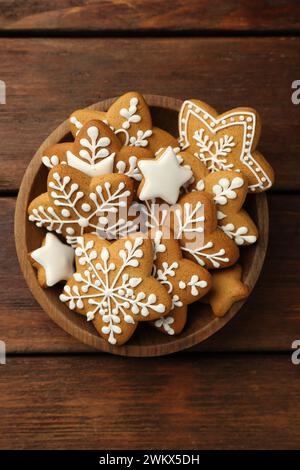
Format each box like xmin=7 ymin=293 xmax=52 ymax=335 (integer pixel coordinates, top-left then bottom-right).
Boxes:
xmin=15 ymin=95 xmax=269 ymax=356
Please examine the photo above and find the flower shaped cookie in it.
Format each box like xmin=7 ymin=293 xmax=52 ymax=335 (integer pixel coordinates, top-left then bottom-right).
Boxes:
xmin=28 ymin=164 xmax=136 ymax=244
xmin=60 ymin=233 xmax=172 ymax=345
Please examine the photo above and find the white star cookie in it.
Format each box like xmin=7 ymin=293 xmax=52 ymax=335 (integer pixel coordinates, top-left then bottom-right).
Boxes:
xmin=137 ymin=146 xmax=192 ymax=204
xmin=30 ymin=233 xmax=75 ymax=287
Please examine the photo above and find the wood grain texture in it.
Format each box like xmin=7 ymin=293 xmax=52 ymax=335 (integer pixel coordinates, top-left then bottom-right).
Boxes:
xmin=0 ymin=354 xmax=299 ymax=449
xmin=0 ymin=37 xmax=299 ymax=191
xmin=0 ymin=0 xmax=300 ymax=32
xmin=4 ymin=193 xmax=299 ymax=353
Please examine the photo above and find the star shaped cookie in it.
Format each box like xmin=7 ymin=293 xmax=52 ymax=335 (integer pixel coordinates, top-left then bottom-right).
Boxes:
xmin=30 ymin=233 xmax=75 ymax=287
xmin=201 ymin=264 xmax=249 ymax=316
xmin=137 ymin=147 xmax=192 ymax=204
xmin=178 ymin=99 xmax=274 ymax=192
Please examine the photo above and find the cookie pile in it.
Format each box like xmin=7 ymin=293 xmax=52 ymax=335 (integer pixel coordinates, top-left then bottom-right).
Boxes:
xmin=28 ymin=92 xmax=274 ymax=346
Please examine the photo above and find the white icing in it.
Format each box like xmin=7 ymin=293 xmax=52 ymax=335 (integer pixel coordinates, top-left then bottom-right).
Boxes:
xmin=220 ymin=223 xmax=257 ymax=245
xmin=70 ymin=115 xmax=83 ymax=131
xmin=119 ymin=97 xmax=141 ymax=129
xmin=178 ymin=275 xmax=208 ymax=296
xmin=217 ymin=210 xmax=226 ymax=220
xmin=193 ymin=130 xmax=235 ymax=172
xmin=173 ymin=201 xmax=205 ymax=240
xmin=154 ymin=315 xmax=175 ymax=335
xmin=129 ymin=129 xmax=152 ymax=147
xmin=42 ymin=154 xmax=60 ymax=169
xmin=212 ymin=177 xmax=244 ymax=205
xmin=156 ymin=261 xmax=179 ymax=296
xmin=31 ymin=233 xmax=75 ymax=286
xmin=67 ymin=151 xmax=115 ymax=177
xmin=138 ymin=147 xmax=192 ymax=205
xmin=60 ymin=237 xmax=165 ymax=345
xmin=66 ymin=124 xmax=115 ymax=177
xmin=181 ymin=242 xmax=229 ymax=268
xmin=116 ymin=156 xmax=142 ymax=181
xmin=195 ymin=179 xmax=205 ymax=191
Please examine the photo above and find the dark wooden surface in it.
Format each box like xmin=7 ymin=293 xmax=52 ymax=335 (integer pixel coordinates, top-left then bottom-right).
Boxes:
xmin=0 ymin=0 xmax=300 ymax=32
xmin=0 ymin=1 xmax=300 ymax=449
xmin=0 ymin=355 xmax=299 ymax=450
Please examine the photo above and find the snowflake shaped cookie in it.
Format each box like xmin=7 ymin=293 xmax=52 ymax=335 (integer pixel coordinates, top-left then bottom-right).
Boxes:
xmin=28 ymin=164 xmax=136 ymax=244
xmin=60 ymin=233 xmax=172 ymax=345
xmin=151 ymin=229 xmax=211 ymax=335
xmin=178 ymin=99 xmax=274 ymax=192
xmin=69 ymin=92 xmax=180 ymax=155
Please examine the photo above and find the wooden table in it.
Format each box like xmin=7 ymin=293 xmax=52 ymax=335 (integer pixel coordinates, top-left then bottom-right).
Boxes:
xmin=0 ymin=1 xmax=299 ymax=450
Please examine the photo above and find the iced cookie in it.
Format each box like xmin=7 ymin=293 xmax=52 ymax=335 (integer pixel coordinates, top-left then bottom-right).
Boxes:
xmin=178 ymin=99 xmax=274 ymax=192
xmin=42 ymin=120 xmax=121 ymax=177
xmin=137 ymin=146 xmax=192 ymax=205
xmin=152 ymin=229 xmax=212 ymax=335
xmin=28 ymin=164 xmax=136 ymax=244
xmin=60 ymin=233 xmax=172 ymax=345
xmin=173 ymin=191 xmax=240 ymax=269
xmin=29 ymin=233 xmax=75 ymax=288
xmin=164 ymin=148 xmax=258 ymax=246
xmin=204 ymin=171 xmax=258 ymax=245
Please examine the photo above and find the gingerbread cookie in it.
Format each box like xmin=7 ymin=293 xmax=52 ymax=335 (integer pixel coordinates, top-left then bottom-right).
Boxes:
xmin=114 ymin=146 xmax=154 ymax=189
xmin=70 ymin=109 xmax=107 ymax=136
xmin=30 ymin=233 xmax=75 ymax=288
xmin=70 ymin=92 xmax=179 ymax=154
xmin=201 ymin=264 xmax=249 ymax=316
xmin=60 ymin=233 xmax=172 ymax=345
xmin=173 ymin=191 xmax=240 ymax=269
xmin=151 ymin=228 xmax=212 ymax=335
xmin=204 ymin=171 xmax=258 ymax=245
xmin=28 ymin=164 xmax=136 ymax=244
xmin=42 ymin=142 xmax=72 ymax=169
xmin=178 ymin=99 xmax=274 ymax=192
xmin=137 ymin=146 xmax=192 ymax=205
xmin=161 ymin=147 xmax=258 ymax=246
xmin=42 ymin=120 xmax=122 ymax=177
